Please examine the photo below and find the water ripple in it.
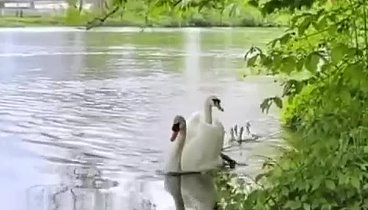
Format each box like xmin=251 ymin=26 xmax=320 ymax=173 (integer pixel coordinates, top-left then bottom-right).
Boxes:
xmin=0 ymin=75 xmax=168 ymax=176
xmin=0 ymin=28 xmax=284 ymax=210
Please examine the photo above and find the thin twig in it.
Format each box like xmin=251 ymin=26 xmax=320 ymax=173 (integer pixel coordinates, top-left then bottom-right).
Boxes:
xmin=85 ymin=6 xmax=120 ymax=30
xmin=173 ymin=0 xmax=182 ymax=7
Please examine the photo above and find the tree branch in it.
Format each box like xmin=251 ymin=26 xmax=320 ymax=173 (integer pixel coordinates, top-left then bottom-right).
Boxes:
xmin=85 ymin=6 xmax=120 ymax=30
xmin=173 ymin=0 xmax=182 ymax=7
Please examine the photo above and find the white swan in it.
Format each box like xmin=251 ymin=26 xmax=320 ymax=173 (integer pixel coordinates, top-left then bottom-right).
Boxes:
xmin=164 ymin=115 xmax=187 ymax=210
xmin=163 ymin=115 xmax=217 ymax=210
xmin=164 ymin=115 xmax=187 ymax=174
xmin=181 ymin=95 xmax=225 ymax=172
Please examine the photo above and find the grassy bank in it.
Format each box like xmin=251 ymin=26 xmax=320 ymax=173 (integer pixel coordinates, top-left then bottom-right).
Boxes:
xmin=0 ymin=4 xmax=289 ymax=28
xmin=0 ymin=15 xmax=287 ymax=28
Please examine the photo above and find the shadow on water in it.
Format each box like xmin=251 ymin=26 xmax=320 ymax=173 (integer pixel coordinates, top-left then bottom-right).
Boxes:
xmin=0 ymin=27 xmax=285 ymax=209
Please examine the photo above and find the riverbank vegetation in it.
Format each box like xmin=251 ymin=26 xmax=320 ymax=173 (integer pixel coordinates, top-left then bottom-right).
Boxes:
xmin=212 ymin=0 xmax=368 ymax=209
xmin=0 ymin=0 xmax=288 ymax=27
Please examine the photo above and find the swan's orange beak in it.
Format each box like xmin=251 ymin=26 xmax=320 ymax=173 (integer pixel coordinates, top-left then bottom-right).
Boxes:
xmin=171 ymin=131 xmax=179 ymax=142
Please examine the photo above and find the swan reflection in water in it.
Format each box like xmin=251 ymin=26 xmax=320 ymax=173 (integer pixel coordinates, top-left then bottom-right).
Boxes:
xmin=164 ymin=175 xmax=185 ymax=210
xmin=164 ymin=173 xmax=216 ymax=210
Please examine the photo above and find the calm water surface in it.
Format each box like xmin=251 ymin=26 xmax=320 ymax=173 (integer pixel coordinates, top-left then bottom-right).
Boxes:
xmin=0 ymin=27 xmax=284 ymax=210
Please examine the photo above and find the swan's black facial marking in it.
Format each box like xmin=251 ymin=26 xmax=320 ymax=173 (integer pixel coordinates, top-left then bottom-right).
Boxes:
xmin=172 ymin=123 xmax=180 ymax=132
xmin=212 ymin=98 xmax=221 ymax=106
xmin=212 ymin=98 xmax=224 ymax=111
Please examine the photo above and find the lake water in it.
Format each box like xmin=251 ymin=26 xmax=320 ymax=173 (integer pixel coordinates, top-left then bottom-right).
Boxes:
xmin=0 ymin=27 xmax=285 ymax=210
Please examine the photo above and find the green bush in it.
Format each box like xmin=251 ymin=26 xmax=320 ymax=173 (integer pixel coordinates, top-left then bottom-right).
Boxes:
xmin=214 ymin=0 xmax=368 ymax=209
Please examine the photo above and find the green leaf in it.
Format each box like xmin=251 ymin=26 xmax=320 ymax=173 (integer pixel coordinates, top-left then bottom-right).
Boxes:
xmin=321 ymin=204 xmax=332 ymax=210
xmin=312 ymin=21 xmax=319 ymax=31
xmin=255 ymin=173 xmax=267 ymax=183
xmin=298 ymin=16 xmax=312 ymax=35
xmin=303 ymin=203 xmax=311 ymax=210
xmin=273 ymin=97 xmax=283 ymax=109
xmin=317 ymin=15 xmax=327 ymax=30
xmin=284 ymin=200 xmax=302 ymax=209
xmin=248 ymin=0 xmax=259 ymax=7
xmin=351 ymin=176 xmax=360 ymax=189
xmin=247 ymin=55 xmax=259 ymax=67
xmin=346 ymin=47 xmax=357 ymax=59
xmin=260 ymin=54 xmax=272 ymax=67
xmin=273 ymin=54 xmax=282 ymax=69
xmin=328 ymin=24 xmax=337 ymax=34
xmin=340 ymin=89 xmax=351 ymax=104
xmin=312 ymin=177 xmax=321 ymax=191
xmin=281 ymin=186 xmax=289 ymax=196
xmin=338 ymin=172 xmax=347 ymax=185
xmin=270 ymin=39 xmax=279 ymax=48
xmin=281 ymin=56 xmax=297 ymax=73
xmin=296 ymin=58 xmax=304 ymax=71
xmin=344 ymin=63 xmax=365 ymax=87
xmin=279 ymin=33 xmax=293 ymax=45
xmin=291 ymin=14 xmax=302 ymax=28
xmin=325 ymin=179 xmax=336 ymax=190
xmin=305 ymin=53 xmax=320 ymax=73
xmin=348 ymin=202 xmax=361 ymax=210
xmin=260 ymin=98 xmax=271 ymax=113
xmin=330 ymin=44 xmax=349 ymax=64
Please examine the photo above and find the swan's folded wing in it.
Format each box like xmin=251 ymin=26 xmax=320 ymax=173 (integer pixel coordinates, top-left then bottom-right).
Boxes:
xmin=213 ymin=118 xmax=225 ymax=154
xmin=186 ymin=111 xmax=201 ymax=144
xmin=181 ymin=120 xmax=225 ymax=172
xmin=214 ymin=118 xmax=225 ymax=135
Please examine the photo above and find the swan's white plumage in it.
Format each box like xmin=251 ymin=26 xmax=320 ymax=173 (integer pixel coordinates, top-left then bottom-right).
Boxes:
xmin=181 ymin=112 xmax=225 ymax=172
xmin=164 ymin=132 xmax=186 ymax=173
xmin=185 ymin=111 xmax=200 ymax=145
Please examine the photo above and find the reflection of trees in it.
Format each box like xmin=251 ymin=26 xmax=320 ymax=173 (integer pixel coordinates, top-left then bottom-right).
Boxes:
xmin=67 ymin=31 xmax=86 ymax=78
xmin=132 ymin=31 xmax=186 ymax=74
xmin=82 ymin=30 xmax=188 ymax=78
xmin=81 ymin=33 xmax=120 ymax=79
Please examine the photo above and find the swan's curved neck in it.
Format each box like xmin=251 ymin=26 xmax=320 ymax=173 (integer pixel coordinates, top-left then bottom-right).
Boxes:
xmin=174 ymin=130 xmax=186 ymax=169
xmin=166 ymin=128 xmax=187 ymax=173
xmin=203 ymin=100 xmax=212 ymax=124
xmin=176 ymin=131 xmax=186 ymax=150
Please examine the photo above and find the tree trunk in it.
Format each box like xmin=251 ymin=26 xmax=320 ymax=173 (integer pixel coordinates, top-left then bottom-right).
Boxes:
xmin=78 ymin=0 xmax=83 ymax=12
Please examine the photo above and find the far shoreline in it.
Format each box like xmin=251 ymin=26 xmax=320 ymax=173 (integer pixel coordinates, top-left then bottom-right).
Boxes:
xmin=0 ymin=25 xmax=287 ymax=33
xmin=0 ymin=15 xmax=287 ymax=29
xmin=0 ymin=24 xmax=286 ymax=29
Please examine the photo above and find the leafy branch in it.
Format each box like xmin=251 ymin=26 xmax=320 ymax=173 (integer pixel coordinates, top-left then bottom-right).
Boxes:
xmin=85 ymin=6 xmax=121 ymax=30
xmin=260 ymin=96 xmax=283 ymax=113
